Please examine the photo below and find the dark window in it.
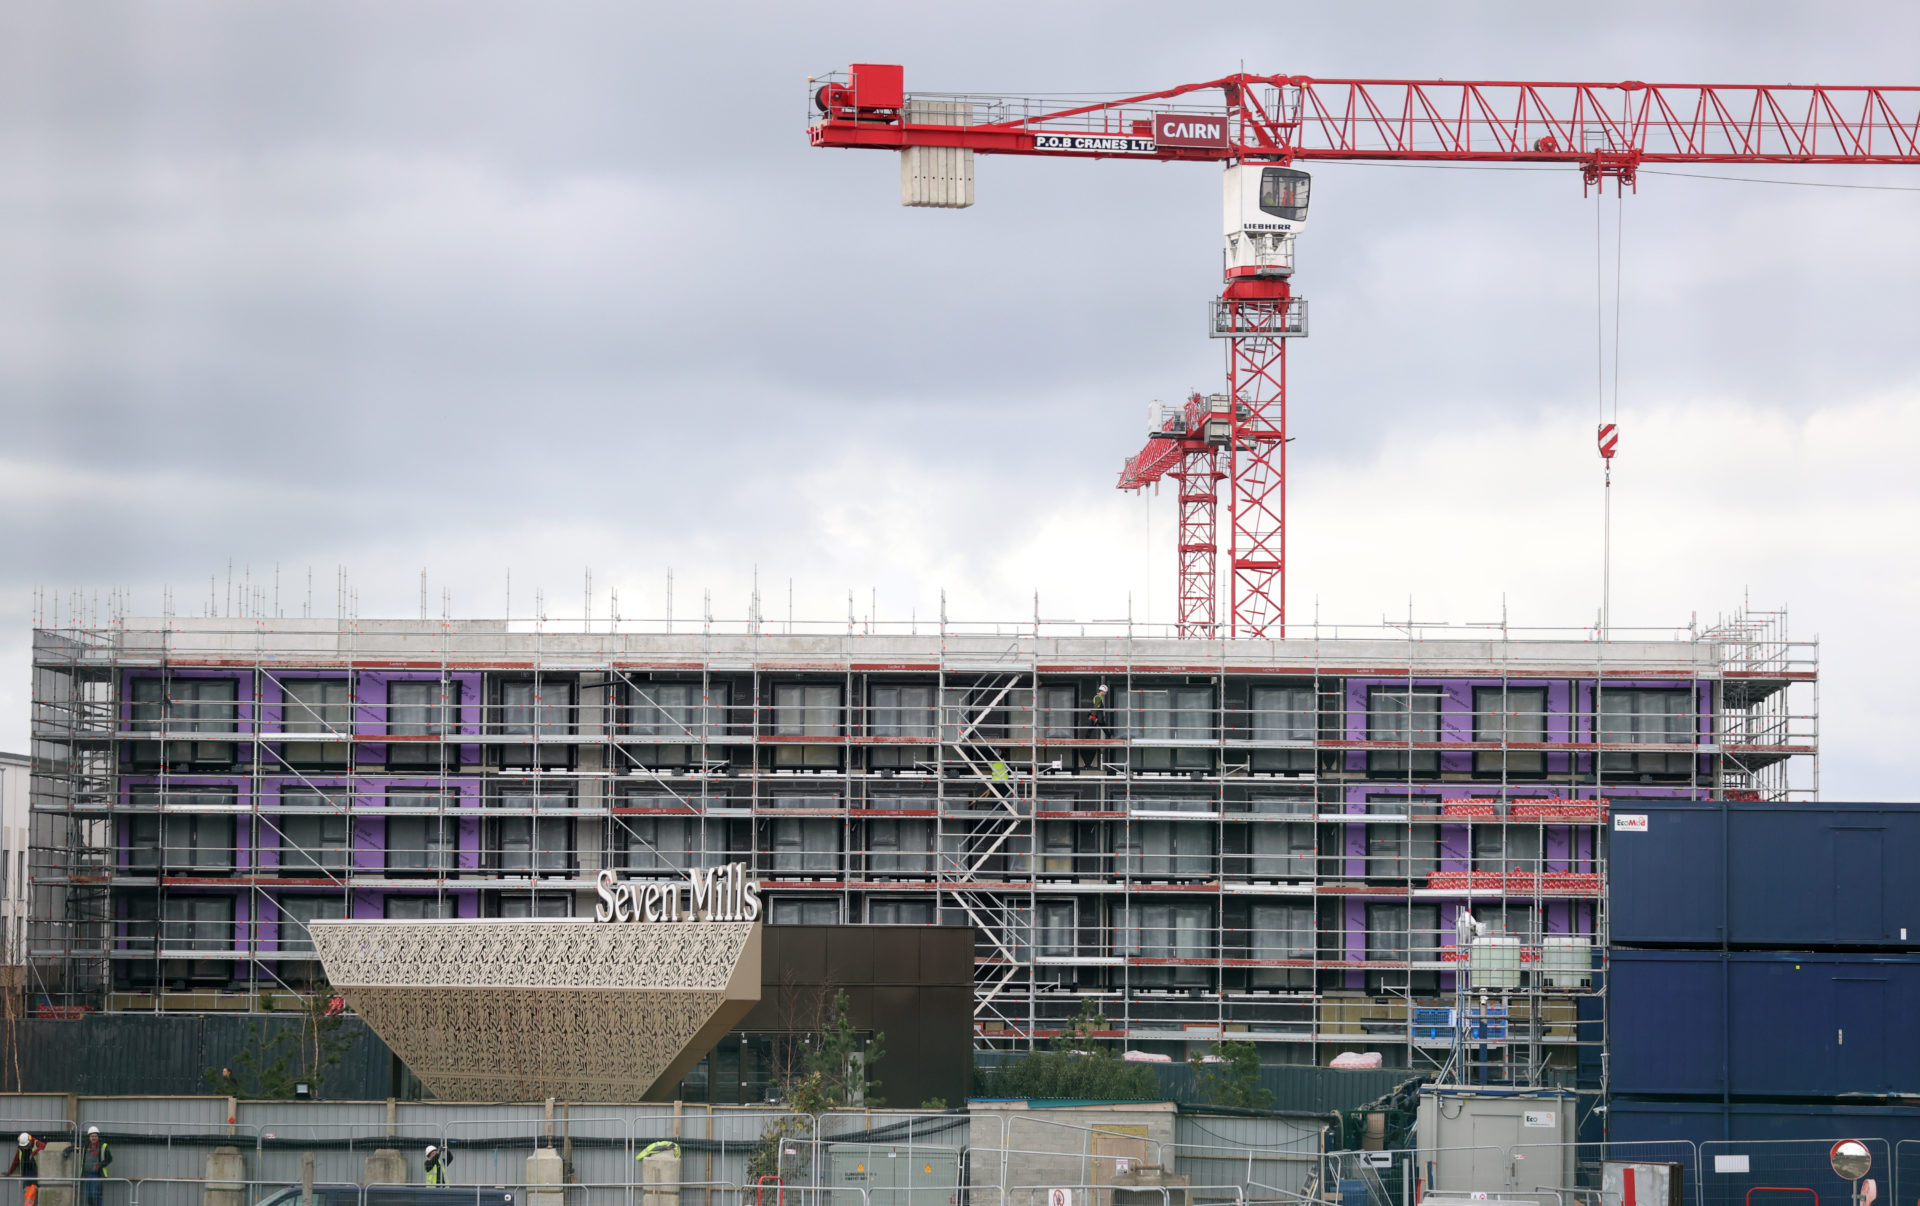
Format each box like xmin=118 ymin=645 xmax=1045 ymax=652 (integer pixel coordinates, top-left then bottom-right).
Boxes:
xmin=1365 ymin=799 xmax=1440 ymax=881
xmin=126 ymin=812 xmax=236 ymax=875
xmin=276 ymin=806 xmax=351 ymax=877
xmin=498 ymin=893 xmax=571 ymax=918
xmin=624 ymin=682 xmax=731 ymax=771
xmin=866 ymin=818 xmax=933 ymax=875
xmin=125 ymin=788 xmax=238 ymax=874
xmin=769 ymin=818 xmax=840 ymax=874
xmin=870 ymin=685 xmax=936 ymax=738
xmin=162 ymin=895 xmax=234 ymax=981
xmin=384 ymin=787 xmax=458 ymax=871
xmin=868 ymin=897 xmax=934 ymax=925
xmin=1250 ymin=686 xmax=1314 ymax=742
xmin=1258 ymin=167 xmax=1310 ymax=220
xmin=1129 ymin=687 xmax=1213 ymax=740
xmin=1367 ymin=687 xmax=1442 ymax=777
xmin=1365 ymin=902 xmax=1441 ymax=995
xmin=1128 ymin=686 xmax=1214 ymax=771
xmin=1471 ymin=824 xmax=1541 ymax=875
xmin=281 ymin=678 xmax=351 ymax=769
xmin=1473 ymin=687 xmax=1547 ymax=777
xmin=1474 ymin=901 xmax=1539 ymax=944
xmin=1247 ymin=817 xmax=1315 ymax=880
xmin=1039 ymin=686 xmax=1078 ymax=739
xmin=128 ymin=677 xmax=239 ymax=767
xmin=1599 ymin=689 xmax=1695 ymax=777
xmin=278 ymin=895 xmax=345 ymax=954
xmin=1115 ymin=899 xmax=1214 ymax=987
xmin=496 ymin=678 xmax=575 ymax=769
xmin=1036 ymin=900 xmax=1076 ymax=957
xmin=627 ymin=682 xmax=718 ymax=738
xmin=488 ymin=785 xmax=575 ymax=874
xmin=1250 ymin=685 xmax=1315 ymax=772
xmin=621 ymin=816 xmax=700 ymax=872
xmin=869 ymin=684 xmax=935 ymax=769
xmin=774 ymin=684 xmax=841 ymax=736
xmin=1117 ymin=821 xmax=1215 ymax=878
xmin=773 ymin=683 xmax=842 ymax=768
xmin=767 ymin=897 xmax=839 ymax=925
xmin=383 ymin=895 xmax=457 ymax=920
xmin=388 ymin=679 xmax=460 ymax=768
xmin=502 ymin=679 xmax=574 ymax=735
xmin=1250 ymin=902 xmax=1314 ymax=989
xmin=1038 ymin=820 xmax=1103 ymax=877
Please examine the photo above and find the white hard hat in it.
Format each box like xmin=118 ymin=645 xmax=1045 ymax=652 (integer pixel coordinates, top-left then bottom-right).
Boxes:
xmin=16 ymin=1134 xmax=27 ymax=1146
xmin=87 ymin=1127 xmax=98 ymax=1136
xmin=425 ymin=1146 xmax=437 ymax=1156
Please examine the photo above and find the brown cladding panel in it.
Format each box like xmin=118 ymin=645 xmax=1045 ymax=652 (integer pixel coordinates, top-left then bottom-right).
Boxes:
xmin=775 ymin=926 xmax=829 ymax=983
xmin=825 ymin=926 xmax=876 ymax=986
xmin=870 ymin=927 xmax=922 ymax=983
xmin=702 ymin=924 xmax=974 ymax=1107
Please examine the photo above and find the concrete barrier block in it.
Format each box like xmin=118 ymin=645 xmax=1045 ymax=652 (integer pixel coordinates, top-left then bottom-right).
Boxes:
xmin=365 ymin=1149 xmax=408 ymax=1187
xmin=642 ymin=1152 xmax=681 ymax=1206
xmin=527 ymin=1147 xmax=565 ymax=1206
xmin=38 ymin=1143 xmax=74 ymax=1206
xmin=206 ymin=1145 xmax=248 ymax=1206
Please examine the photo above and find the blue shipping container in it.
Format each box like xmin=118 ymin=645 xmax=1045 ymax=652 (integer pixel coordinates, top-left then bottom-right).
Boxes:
xmin=1608 ymin=800 xmax=1920 ymax=948
xmin=1609 ymin=949 xmax=1920 ymax=1097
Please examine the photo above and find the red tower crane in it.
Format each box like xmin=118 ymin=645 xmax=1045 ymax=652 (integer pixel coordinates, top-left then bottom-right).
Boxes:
xmin=809 ymin=66 xmax=1920 ymax=637
xmin=1117 ymin=393 xmax=1230 ymax=637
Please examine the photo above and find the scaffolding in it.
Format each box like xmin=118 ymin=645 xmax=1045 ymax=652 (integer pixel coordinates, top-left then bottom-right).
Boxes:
xmin=25 ymin=603 xmax=1817 ymax=1096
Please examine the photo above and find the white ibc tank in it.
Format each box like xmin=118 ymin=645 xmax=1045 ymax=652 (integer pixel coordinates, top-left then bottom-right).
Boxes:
xmin=1469 ymin=933 xmax=1522 ymax=988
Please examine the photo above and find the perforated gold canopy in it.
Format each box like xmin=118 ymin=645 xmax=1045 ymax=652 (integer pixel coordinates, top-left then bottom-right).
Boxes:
xmin=310 ymin=920 xmax=761 ymax=1101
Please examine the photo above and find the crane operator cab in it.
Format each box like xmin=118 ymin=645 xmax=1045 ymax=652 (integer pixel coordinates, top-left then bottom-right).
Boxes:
xmin=1223 ymin=164 xmax=1310 ymax=279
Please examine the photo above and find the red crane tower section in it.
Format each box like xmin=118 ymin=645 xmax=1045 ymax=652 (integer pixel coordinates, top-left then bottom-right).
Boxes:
xmin=809 ymin=66 xmax=1920 ymax=637
xmin=1118 ymin=394 xmax=1231 ymax=638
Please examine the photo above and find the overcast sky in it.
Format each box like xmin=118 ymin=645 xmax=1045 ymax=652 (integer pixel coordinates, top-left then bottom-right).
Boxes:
xmin=3 ymin=2 xmax=1915 ymax=797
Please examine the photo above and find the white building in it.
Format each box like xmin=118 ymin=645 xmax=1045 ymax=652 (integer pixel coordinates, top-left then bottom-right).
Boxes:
xmin=0 ymin=750 xmax=28 ymax=970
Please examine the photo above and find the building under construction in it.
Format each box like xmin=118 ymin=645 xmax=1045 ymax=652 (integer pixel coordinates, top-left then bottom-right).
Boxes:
xmin=25 ymin=606 xmax=1816 ymax=1098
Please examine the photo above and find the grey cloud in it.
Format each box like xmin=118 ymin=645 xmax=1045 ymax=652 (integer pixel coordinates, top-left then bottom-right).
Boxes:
xmin=3 ymin=0 xmax=1918 ymax=797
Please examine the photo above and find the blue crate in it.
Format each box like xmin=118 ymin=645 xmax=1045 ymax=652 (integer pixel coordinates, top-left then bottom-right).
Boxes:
xmin=1411 ymin=1006 xmax=1455 ymax=1040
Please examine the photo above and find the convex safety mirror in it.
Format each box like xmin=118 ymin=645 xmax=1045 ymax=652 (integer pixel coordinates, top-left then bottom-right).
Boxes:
xmin=1831 ymin=1140 xmax=1872 ymax=1181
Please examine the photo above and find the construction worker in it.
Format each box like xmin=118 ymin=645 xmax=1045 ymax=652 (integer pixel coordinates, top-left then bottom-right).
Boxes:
xmin=81 ymin=1127 xmax=112 ymax=1206
xmin=636 ymin=1140 xmax=681 ymax=1164
xmin=1088 ymin=683 xmax=1110 ymax=739
xmin=423 ymin=1144 xmax=451 ymax=1186
xmin=8 ymin=1132 xmax=46 ymax=1206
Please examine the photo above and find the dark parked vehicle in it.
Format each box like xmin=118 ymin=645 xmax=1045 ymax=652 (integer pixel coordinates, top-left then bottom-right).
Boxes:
xmin=257 ymin=1187 xmax=515 ymax=1206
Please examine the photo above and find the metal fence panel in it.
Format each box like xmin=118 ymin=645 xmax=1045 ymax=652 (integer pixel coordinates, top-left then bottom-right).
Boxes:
xmin=1701 ymin=1138 xmax=1891 ymax=1206
xmin=1506 ymin=1141 xmax=1700 ymax=1206
xmin=1175 ymin=1113 xmax=1323 ymax=1199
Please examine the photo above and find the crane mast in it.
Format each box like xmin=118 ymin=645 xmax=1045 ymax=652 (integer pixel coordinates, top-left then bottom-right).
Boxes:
xmin=809 ymin=65 xmax=1920 ymax=637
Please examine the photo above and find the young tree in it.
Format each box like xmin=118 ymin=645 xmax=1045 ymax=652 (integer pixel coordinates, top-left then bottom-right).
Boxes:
xmin=1188 ymin=1040 xmax=1272 ymax=1110
xmin=975 ymin=1001 xmax=1159 ymax=1101
xmin=205 ymin=985 xmax=355 ymax=1098
xmin=748 ymin=990 xmax=887 ymax=1182
xmin=806 ymin=990 xmax=884 ymax=1107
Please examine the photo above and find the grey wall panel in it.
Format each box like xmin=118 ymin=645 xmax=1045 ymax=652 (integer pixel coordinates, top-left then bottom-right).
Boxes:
xmin=14 ymin=1015 xmax=394 ymax=1099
